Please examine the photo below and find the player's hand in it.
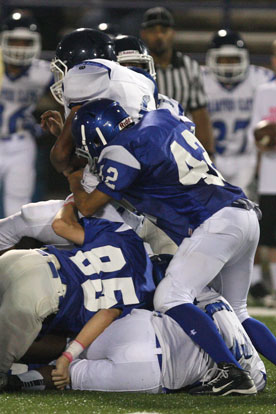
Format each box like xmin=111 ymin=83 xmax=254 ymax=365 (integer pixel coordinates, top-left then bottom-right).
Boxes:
xmin=51 ymin=355 xmax=71 ymax=390
xmin=41 ymin=110 xmax=64 ymax=137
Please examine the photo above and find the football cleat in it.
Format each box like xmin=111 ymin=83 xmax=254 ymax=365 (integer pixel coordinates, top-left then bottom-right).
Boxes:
xmin=0 ymin=373 xmax=8 ymax=391
xmin=189 ymin=362 xmax=257 ymax=396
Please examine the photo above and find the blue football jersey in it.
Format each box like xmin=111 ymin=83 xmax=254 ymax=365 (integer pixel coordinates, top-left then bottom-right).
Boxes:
xmin=41 ymin=217 xmax=155 ymax=336
xmin=96 ymin=109 xmax=246 ymax=245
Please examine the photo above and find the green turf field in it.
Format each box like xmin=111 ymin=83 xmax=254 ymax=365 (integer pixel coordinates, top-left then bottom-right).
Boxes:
xmin=1 ymin=316 xmax=276 ymax=414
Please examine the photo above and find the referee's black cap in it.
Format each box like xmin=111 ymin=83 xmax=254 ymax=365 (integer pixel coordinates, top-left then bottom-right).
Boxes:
xmin=141 ymin=7 xmax=175 ymax=29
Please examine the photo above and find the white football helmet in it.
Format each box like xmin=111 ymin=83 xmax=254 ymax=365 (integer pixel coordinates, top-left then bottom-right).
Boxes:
xmin=1 ymin=10 xmax=41 ymax=66
xmin=206 ymin=29 xmax=249 ymax=84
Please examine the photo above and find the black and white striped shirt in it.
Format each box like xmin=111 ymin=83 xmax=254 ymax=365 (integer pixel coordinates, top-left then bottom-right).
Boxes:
xmin=155 ymin=50 xmax=207 ymax=113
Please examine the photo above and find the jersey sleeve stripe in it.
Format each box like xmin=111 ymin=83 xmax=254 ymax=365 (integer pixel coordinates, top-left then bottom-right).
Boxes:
xmin=99 ymin=145 xmax=141 ymax=170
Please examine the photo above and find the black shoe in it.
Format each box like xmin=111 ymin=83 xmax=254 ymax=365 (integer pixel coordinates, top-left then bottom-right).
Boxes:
xmin=189 ymin=362 xmax=257 ymax=396
xmin=0 ymin=373 xmax=8 ymax=391
xmin=0 ymin=373 xmax=25 ymax=392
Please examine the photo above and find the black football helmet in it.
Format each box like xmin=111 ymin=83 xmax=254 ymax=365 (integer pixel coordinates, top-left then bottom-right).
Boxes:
xmin=1 ymin=10 xmax=41 ymax=66
xmin=50 ymin=28 xmax=117 ymax=105
xmin=206 ymin=29 xmax=249 ymax=84
xmin=115 ymin=34 xmax=156 ymax=80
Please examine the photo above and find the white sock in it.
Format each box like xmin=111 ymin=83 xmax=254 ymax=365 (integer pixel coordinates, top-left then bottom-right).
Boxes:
xmin=17 ymin=370 xmax=45 ymax=391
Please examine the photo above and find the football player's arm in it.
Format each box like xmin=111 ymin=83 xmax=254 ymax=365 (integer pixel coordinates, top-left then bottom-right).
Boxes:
xmin=52 ymin=201 xmax=85 ymax=245
xmin=40 ymin=110 xmax=64 ymax=137
xmin=49 ymin=105 xmax=81 ymax=173
xmin=68 ymin=169 xmax=112 ymax=217
xmin=191 ymin=106 xmax=215 ymax=158
xmin=52 ymin=308 xmax=122 ymax=389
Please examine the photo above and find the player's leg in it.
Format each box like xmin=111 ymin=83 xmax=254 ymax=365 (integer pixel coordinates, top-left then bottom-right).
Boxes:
xmin=3 ymin=136 xmax=36 ymax=216
xmin=211 ymin=209 xmax=276 ymax=366
xmin=195 ymin=288 xmax=266 ymax=393
xmin=70 ymin=309 xmax=162 ymax=392
xmin=0 ymin=200 xmax=69 ymax=253
xmin=154 ymin=207 xmax=259 ymax=394
xmin=230 ymin=154 xmax=256 ymax=198
xmin=214 ymin=154 xmax=256 ymax=197
xmin=154 ymin=207 xmax=249 ymax=366
xmin=252 ymin=195 xmax=276 ymax=305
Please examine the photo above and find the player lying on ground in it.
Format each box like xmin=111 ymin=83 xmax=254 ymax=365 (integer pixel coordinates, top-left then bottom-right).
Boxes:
xmin=0 ymin=204 xmax=155 ymax=385
xmin=2 ymin=287 xmax=266 ymax=395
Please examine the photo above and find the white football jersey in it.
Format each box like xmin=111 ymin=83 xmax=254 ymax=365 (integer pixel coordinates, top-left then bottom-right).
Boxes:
xmin=202 ymin=65 xmax=274 ymax=157
xmin=0 ymin=59 xmax=53 ymax=139
xmin=248 ymin=79 xmax=276 ymax=194
xmin=157 ymin=93 xmax=195 ymax=133
xmin=63 ymin=59 xmax=157 ymax=120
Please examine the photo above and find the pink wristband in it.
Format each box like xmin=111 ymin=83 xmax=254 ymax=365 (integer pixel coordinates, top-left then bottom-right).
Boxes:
xmin=62 ymin=351 xmax=73 ymax=363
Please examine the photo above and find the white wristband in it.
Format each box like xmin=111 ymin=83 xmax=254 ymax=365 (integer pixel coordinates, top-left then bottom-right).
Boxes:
xmin=63 ymin=339 xmax=85 ymax=362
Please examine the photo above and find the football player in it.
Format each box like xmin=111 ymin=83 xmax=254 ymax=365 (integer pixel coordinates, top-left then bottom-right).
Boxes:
xmin=114 ymin=33 xmax=195 ymax=128
xmin=0 ymin=205 xmax=155 ymax=381
xmin=114 ymin=34 xmax=195 ymax=254
xmin=0 ymin=29 xmax=172 ymax=256
xmin=2 ymin=288 xmax=266 ymax=394
xmin=0 ymin=10 xmax=54 ymax=217
xmin=67 ymin=97 xmax=276 ymax=396
xmin=247 ymin=40 xmax=276 ymax=304
xmin=42 ymin=27 xmax=157 ymax=175
xmin=202 ymin=29 xmax=274 ymax=197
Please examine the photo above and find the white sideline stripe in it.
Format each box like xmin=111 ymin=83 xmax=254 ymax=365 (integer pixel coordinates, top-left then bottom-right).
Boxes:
xmin=248 ymin=307 xmax=276 ymax=316
xmin=126 ymin=412 xmax=161 ymax=414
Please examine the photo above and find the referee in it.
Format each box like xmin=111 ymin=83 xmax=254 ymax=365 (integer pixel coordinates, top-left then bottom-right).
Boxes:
xmin=140 ymin=7 xmax=214 ymax=156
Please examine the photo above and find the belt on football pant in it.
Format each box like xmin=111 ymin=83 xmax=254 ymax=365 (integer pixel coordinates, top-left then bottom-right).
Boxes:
xmin=231 ymin=198 xmax=262 ymax=220
xmin=36 ymin=249 xmax=67 ymax=303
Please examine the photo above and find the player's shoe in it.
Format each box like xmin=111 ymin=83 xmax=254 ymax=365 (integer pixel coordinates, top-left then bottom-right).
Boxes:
xmin=0 ymin=373 xmax=8 ymax=391
xmin=189 ymin=362 xmax=257 ymax=396
xmin=0 ymin=373 xmax=24 ymax=392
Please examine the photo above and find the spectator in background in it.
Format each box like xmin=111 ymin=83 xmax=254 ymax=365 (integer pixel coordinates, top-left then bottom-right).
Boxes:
xmin=202 ymin=29 xmax=274 ymax=198
xmin=247 ymin=39 xmax=276 ymax=305
xmin=0 ymin=10 xmax=55 ymax=217
xmin=140 ymin=6 xmax=214 ymax=156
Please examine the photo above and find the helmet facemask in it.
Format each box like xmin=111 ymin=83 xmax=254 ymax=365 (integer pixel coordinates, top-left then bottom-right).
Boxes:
xmin=1 ymin=28 xmax=41 ymax=66
xmin=206 ymin=45 xmax=249 ymax=84
xmin=75 ymin=123 xmax=108 ymax=174
xmin=50 ymin=58 xmax=68 ymax=106
xmin=117 ymin=50 xmax=156 ymax=80
xmin=72 ymin=99 xmax=134 ymax=174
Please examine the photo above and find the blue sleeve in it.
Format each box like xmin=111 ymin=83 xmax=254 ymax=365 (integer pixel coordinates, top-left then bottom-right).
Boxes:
xmin=96 ymin=155 xmax=140 ymax=198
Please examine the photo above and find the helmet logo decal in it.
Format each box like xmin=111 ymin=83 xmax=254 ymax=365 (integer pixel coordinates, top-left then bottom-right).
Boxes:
xmin=119 ymin=117 xmax=133 ymax=130
xmin=96 ymin=127 xmax=107 ymax=145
